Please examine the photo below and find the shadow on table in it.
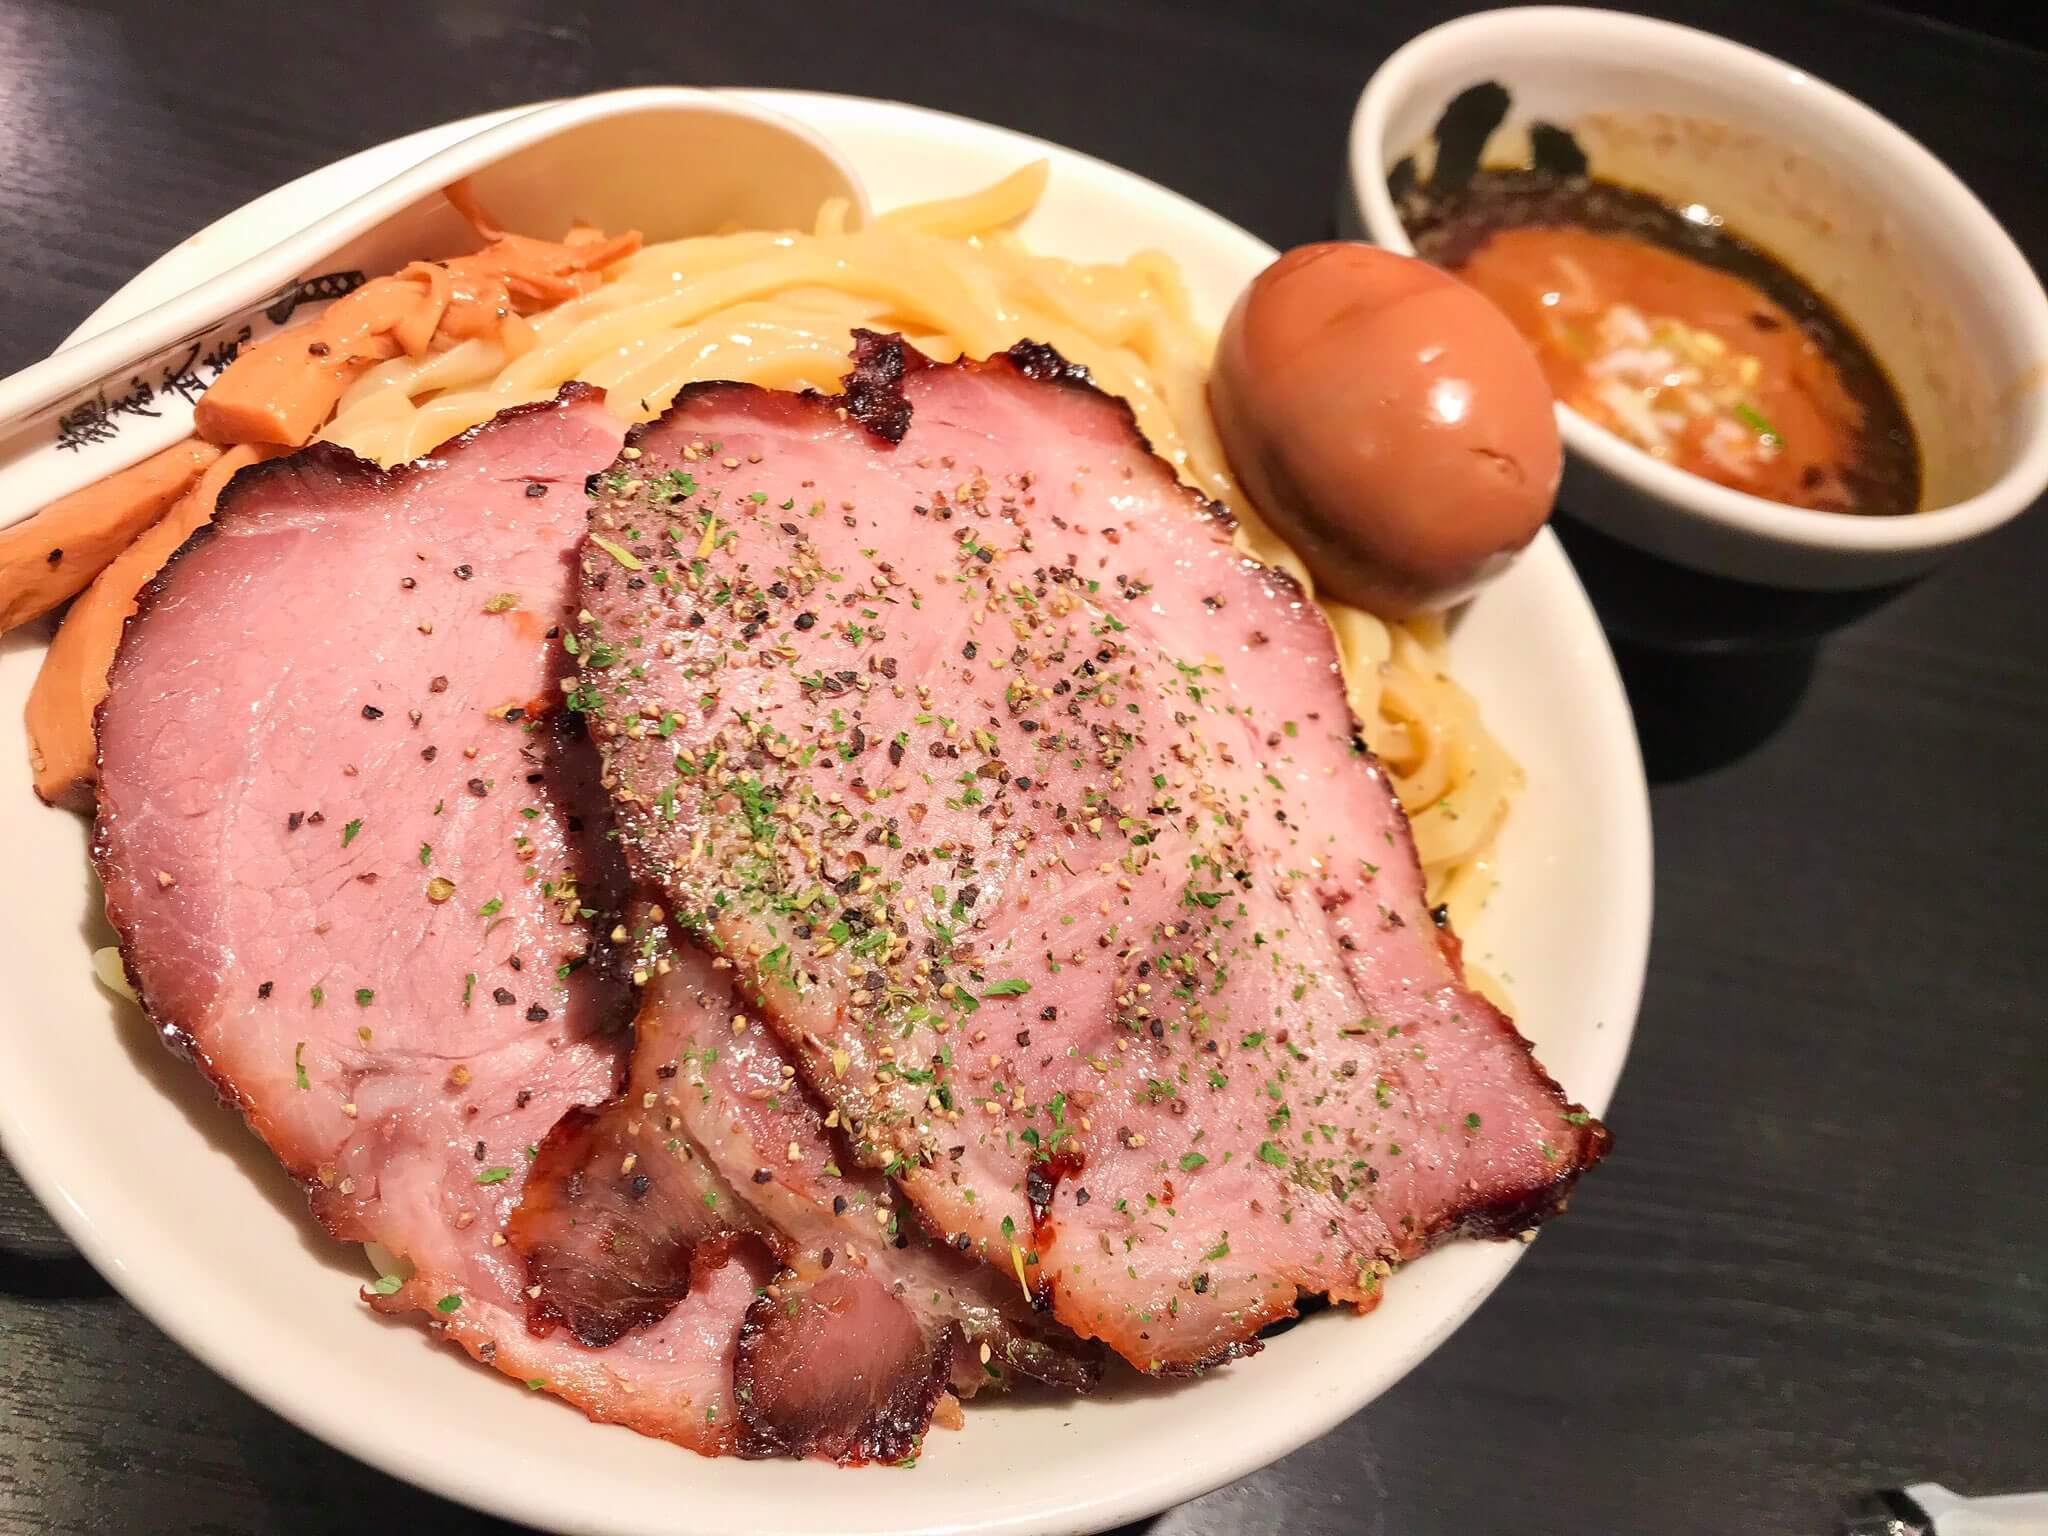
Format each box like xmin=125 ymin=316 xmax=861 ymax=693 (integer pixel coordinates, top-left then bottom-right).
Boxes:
xmin=1608 ymin=639 xmax=1817 ymax=782
xmin=0 ymin=1242 xmax=116 ymax=1303
xmin=1552 ymin=514 xmax=1919 ymax=783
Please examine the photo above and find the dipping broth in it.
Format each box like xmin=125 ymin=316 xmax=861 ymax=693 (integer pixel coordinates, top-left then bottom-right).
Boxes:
xmin=1403 ymin=171 xmax=1921 ymax=516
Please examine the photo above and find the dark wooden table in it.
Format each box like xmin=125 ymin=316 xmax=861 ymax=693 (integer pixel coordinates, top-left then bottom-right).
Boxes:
xmin=3 ymin=3 xmax=2044 ymax=1533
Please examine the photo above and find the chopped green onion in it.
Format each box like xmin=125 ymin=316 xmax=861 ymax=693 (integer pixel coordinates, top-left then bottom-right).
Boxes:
xmin=1733 ymin=402 xmax=1782 ymax=446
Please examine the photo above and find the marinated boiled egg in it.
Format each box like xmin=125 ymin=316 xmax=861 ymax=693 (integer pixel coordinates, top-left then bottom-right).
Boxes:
xmin=1210 ymin=242 xmax=1561 ymax=616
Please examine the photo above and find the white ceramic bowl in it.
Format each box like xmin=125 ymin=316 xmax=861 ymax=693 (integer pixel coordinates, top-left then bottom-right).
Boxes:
xmin=0 ymin=91 xmax=1651 ymax=1536
xmin=1349 ymin=6 xmax=2048 ymax=590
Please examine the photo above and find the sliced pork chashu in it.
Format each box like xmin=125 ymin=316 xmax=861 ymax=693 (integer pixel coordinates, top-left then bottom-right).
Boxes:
xmin=507 ymin=938 xmax=1097 ymax=1460
xmin=97 ymin=389 xmax=767 ymax=1450
xmin=571 ymin=333 xmax=1609 ymax=1373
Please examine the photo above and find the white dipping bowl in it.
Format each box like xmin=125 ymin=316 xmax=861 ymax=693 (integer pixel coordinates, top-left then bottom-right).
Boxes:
xmin=1348 ymin=5 xmax=2048 ymax=590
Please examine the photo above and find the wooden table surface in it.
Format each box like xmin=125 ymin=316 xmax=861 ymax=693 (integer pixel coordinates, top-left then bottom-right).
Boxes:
xmin=3 ymin=2 xmax=2044 ymax=1533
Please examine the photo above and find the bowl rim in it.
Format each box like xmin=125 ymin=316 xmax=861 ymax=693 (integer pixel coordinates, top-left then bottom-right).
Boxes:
xmin=0 ymin=86 xmax=1654 ymax=1536
xmin=1349 ymin=3 xmax=2048 ymax=560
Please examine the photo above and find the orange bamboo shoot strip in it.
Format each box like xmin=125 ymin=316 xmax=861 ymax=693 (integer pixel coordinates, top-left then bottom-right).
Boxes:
xmin=190 ymin=283 xmax=415 ymax=448
xmin=193 ymin=219 xmax=640 ymax=448
xmin=27 ymin=444 xmax=279 ymax=807
xmin=0 ymin=439 xmax=222 ymax=632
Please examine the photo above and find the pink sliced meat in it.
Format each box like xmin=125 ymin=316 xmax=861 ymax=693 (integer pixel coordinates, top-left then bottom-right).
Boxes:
xmin=504 ymin=929 xmax=1099 ymax=1459
xmin=93 ymin=387 xmax=762 ymax=1451
xmin=643 ymin=942 xmax=1100 ymax=1397
xmin=572 ymin=333 xmax=1610 ymax=1374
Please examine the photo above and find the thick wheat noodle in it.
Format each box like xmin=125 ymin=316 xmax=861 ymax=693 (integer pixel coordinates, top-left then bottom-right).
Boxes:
xmin=316 ymin=167 xmax=1521 ymax=921
xmin=876 ymin=161 xmax=1049 ymax=237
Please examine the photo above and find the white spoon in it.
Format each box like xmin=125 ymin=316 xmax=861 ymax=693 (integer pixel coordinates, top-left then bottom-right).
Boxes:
xmin=0 ymin=87 xmax=869 ymax=527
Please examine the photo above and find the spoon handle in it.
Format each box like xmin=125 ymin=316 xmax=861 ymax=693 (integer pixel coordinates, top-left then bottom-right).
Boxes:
xmin=0 ymin=280 xmax=307 ymax=441
xmin=0 ymin=271 xmax=369 ymax=533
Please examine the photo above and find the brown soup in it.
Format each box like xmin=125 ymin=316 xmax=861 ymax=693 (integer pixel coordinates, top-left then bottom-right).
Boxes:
xmin=1402 ymin=170 xmax=1921 ymax=516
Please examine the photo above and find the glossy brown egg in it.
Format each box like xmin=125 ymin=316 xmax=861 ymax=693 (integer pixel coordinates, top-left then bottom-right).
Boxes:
xmin=1210 ymin=242 xmax=1562 ymax=616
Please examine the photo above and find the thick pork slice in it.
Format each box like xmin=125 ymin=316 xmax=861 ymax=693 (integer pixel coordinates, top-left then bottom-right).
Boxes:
xmin=508 ymin=928 xmax=1098 ymax=1420
xmin=93 ymin=388 xmax=766 ymax=1450
xmin=572 ymin=334 xmax=1610 ymax=1373
xmin=509 ymin=940 xmax=1020 ymax=1462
